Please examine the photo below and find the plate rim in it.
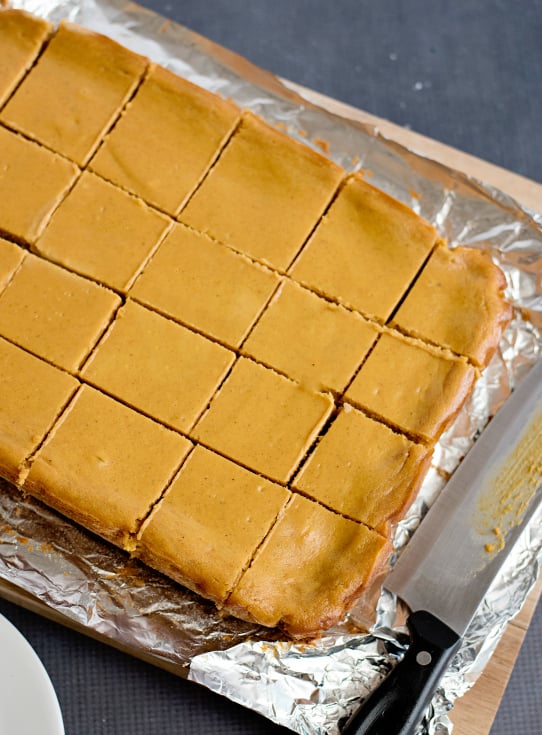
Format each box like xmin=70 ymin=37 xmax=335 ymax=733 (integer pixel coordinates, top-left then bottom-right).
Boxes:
xmin=0 ymin=611 xmax=65 ymax=735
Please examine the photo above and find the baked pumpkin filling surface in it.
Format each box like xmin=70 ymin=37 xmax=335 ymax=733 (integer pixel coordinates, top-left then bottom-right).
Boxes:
xmin=90 ymin=63 xmax=241 ymax=214
xmin=0 ymin=126 xmax=79 ymax=244
xmin=0 ymin=9 xmax=52 ymax=108
xmin=1 ymin=20 xmax=148 ymax=164
xmin=34 ymin=171 xmax=171 ymax=292
xmin=0 ymin=10 xmax=513 ymax=636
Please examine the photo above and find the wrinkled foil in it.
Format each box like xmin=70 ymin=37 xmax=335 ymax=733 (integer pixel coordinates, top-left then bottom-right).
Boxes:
xmin=2 ymin=0 xmax=542 ymax=732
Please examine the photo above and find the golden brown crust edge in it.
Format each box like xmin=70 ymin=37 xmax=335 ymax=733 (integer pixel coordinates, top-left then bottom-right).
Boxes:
xmin=22 ymin=473 xmax=130 ymax=549
xmin=223 ymin=531 xmax=392 ymax=638
xmin=459 ymin=245 xmax=513 ymax=368
xmin=134 ymin=542 xmax=226 ymax=607
xmin=374 ymin=443 xmax=434 ymax=536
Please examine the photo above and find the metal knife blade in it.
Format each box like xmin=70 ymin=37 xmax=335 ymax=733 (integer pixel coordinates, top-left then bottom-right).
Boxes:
xmin=387 ymin=357 xmax=542 ymax=637
xmin=344 ymin=358 xmax=542 ymax=735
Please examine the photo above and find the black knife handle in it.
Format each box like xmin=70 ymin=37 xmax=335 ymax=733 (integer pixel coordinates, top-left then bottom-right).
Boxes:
xmin=343 ymin=611 xmax=461 ymax=735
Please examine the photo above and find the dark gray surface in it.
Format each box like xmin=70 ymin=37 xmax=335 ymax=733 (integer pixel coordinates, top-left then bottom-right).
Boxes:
xmin=2 ymin=1 xmax=542 ymax=733
xmin=154 ymin=0 xmax=542 ymax=185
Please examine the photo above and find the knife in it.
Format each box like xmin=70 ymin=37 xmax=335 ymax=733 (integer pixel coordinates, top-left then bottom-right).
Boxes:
xmin=343 ymin=358 xmax=542 ymax=735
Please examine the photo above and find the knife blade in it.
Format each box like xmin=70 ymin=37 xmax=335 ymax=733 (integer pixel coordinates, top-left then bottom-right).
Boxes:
xmin=344 ymin=358 xmax=542 ymax=735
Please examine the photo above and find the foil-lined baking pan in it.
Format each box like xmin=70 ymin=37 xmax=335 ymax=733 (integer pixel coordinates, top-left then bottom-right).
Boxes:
xmin=2 ymin=1 xmax=542 ymax=733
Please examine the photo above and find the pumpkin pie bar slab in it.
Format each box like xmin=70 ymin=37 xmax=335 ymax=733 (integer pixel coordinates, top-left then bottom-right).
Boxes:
xmin=0 ymin=126 xmax=79 ymax=244
xmin=0 ymin=9 xmax=52 ymax=108
xmin=0 ymin=253 xmax=120 ymax=371
xmin=243 ymin=280 xmax=379 ymax=391
xmin=24 ymin=385 xmax=192 ymax=548
xmin=293 ymin=405 xmax=431 ymax=532
xmin=35 ymin=172 xmax=171 ymax=292
xmin=0 ymin=15 xmax=513 ymax=637
xmin=0 ymin=239 xmax=25 ymax=293
xmin=193 ymin=357 xmax=334 ymax=483
xmin=346 ymin=332 xmax=477 ymax=443
xmin=131 ymin=224 xmax=279 ymax=347
xmin=180 ymin=111 xmax=343 ymax=270
xmin=82 ymin=301 xmax=235 ymax=432
xmin=137 ymin=446 xmax=290 ymax=603
xmin=227 ymin=494 xmax=388 ymax=636
xmin=91 ymin=64 xmax=240 ymax=214
xmin=1 ymin=21 xmax=148 ymax=165
xmin=291 ymin=174 xmax=438 ymax=320
xmin=391 ymin=243 xmax=513 ymax=366
xmin=0 ymin=337 xmax=78 ymax=484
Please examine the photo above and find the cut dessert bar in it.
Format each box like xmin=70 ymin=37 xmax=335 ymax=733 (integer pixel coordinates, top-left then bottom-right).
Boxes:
xmin=0 ymin=126 xmax=79 ymax=244
xmin=291 ymin=174 xmax=438 ymax=320
xmin=227 ymin=494 xmax=388 ymax=636
xmin=243 ymin=280 xmax=379 ymax=392
xmin=0 ymin=254 xmax=120 ymax=372
xmin=131 ymin=224 xmax=279 ymax=347
xmin=24 ymin=385 xmax=192 ymax=548
xmin=391 ymin=243 xmax=513 ymax=366
xmin=345 ymin=333 xmax=477 ymax=443
xmin=293 ymin=405 xmax=432 ymax=532
xmin=91 ymin=64 xmax=240 ymax=214
xmin=0 ymin=9 xmax=52 ymax=108
xmin=35 ymin=172 xmax=171 ymax=292
xmin=137 ymin=446 xmax=290 ymax=603
xmin=82 ymin=301 xmax=235 ymax=432
xmin=1 ymin=21 xmax=148 ymax=165
xmin=0 ymin=337 xmax=78 ymax=484
xmin=0 ymin=239 xmax=25 ymax=292
xmin=193 ymin=357 xmax=334 ymax=483
xmin=180 ymin=111 xmax=344 ymax=270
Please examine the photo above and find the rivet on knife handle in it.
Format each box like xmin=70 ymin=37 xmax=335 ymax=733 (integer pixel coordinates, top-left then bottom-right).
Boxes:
xmin=342 ymin=611 xmax=460 ymax=735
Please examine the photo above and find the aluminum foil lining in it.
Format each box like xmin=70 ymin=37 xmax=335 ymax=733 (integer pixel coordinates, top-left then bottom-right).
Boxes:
xmin=2 ymin=1 xmax=542 ymax=732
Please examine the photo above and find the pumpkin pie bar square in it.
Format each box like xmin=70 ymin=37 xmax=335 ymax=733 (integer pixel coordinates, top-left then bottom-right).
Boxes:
xmin=0 ymin=126 xmax=79 ymax=244
xmin=0 ymin=337 xmax=78 ymax=484
xmin=227 ymin=494 xmax=387 ymax=636
xmin=91 ymin=64 xmax=240 ymax=215
xmin=193 ymin=357 xmax=334 ymax=483
xmin=131 ymin=224 xmax=279 ymax=347
xmin=35 ymin=172 xmax=171 ymax=292
xmin=1 ymin=21 xmax=148 ymax=165
xmin=293 ymin=405 xmax=431 ymax=532
xmin=345 ymin=333 xmax=477 ymax=443
xmin=0 ymin=239 xmax=25 ymax=293
xmin=82 ymin=301 xmax=235 ymax=432
xmin=0 ymin=9 xmax=52 ymax=108
xmin=0 ymin=253 xmax=120 ymax=371
xmin=24 ymin=385 xmax=192 ymax=548
xmin=180 ymin=111 xmax=343 ymax=270
xmin=291 ymin=174 xmax=438 ymax=320
xmin=137 ymin=446 xmax=290 ymax=603
xmin=391 ymin=243 xmax=513 ymax=367
xmin=243 ymin=280 xmax=379 ymax=391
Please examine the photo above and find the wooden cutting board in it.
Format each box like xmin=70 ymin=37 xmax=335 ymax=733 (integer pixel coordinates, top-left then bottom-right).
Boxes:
xmin=288 ymin=82 xmax=542 ymax=735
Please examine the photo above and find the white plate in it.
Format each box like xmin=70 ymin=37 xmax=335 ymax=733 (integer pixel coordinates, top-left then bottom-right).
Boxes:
xmin=0 ymin=613 xmax=64 ymax=735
